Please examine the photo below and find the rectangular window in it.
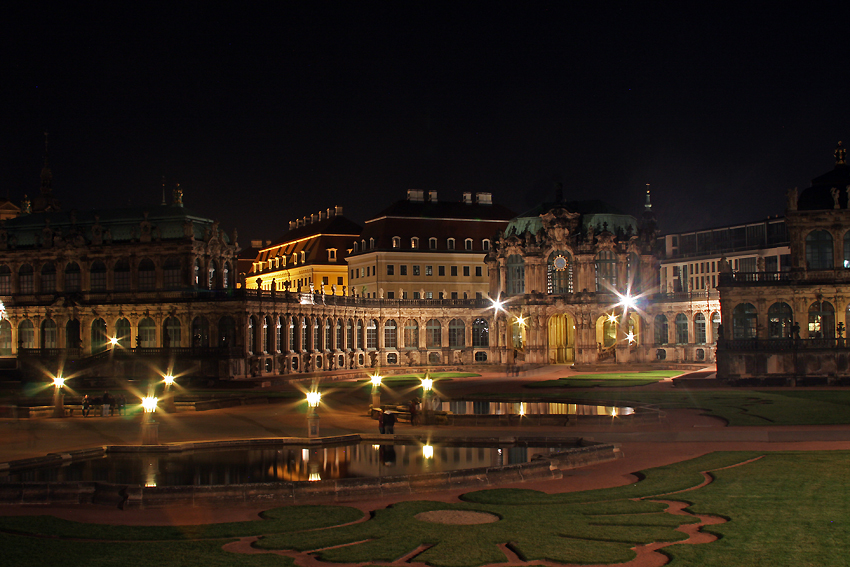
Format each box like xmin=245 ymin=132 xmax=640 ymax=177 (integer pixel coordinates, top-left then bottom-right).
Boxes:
xmin=463 ymin=266 xmax=470 ymax=277
xmin=475 ymin=266 xmax=482 ymax=277
xmin=413 ymin=265 xmax=420 ymax=276
xmin=351 ymin=269 xmax=355 ymax=279
xmin=0 ymin=273 xmax=9 ymax=294
xmin=451 ymin=292 xmax=458 ymax=299
xmin=438 ymin=266 xmax=445 ymax=276
xmin=402 ymin=291 xmax=408 ymax=299
xmin=400 ymin=265 xmax=408 ymax=276
xmin=413 ymin=291 xmax=420 ymax=299
xmin=476 ymin=292 xmax=482 ymax=299
xmin=711 ymin=261 xmax=716 ymax=272
xmin=712 ymin=275 xmax=716 ymax=287
xmin=451 ymin=266 xmax=457 ymax=276
xmin=425 ymin=291 xmax=433 ymax=298
xmin=337 ymin=276 xmax=343 ymax=285
xmin=387 ymin=264 xmax=394 ymax=276
xmin=387 ymin=291 xmax=395 ymax=299
xmin=360 ymin=268 xmax=365 ymax=278
xmin=426 ymin=265 xmax=433 ymax=276
xmin=322 ymin=276 xmax=329 ymax=285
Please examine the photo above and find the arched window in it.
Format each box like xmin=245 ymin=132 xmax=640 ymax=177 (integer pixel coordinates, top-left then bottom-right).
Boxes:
xmin=277 ymin=316 xmax=284 ymax=352
xmin=138 ymin=258 xmax=156 ymax=290
xmin=482 ymin=239 xmax=490 ymax=251
xmin=0 ymin=320 xmax=11 ymax=355
xmin=193 ymin=259 xmax=201 ymax=287
xmin=447 ymin=238 xmax=455 ymax=250
xmin=369 ymin=237 xmax=375 ymax=249
xmin=19 ymin=319 xmax=34 ymax=349
xmin=392 ymin=236 xmax=401 ymax=248
xmin=356 ymin=319 xmax=364 ymax=350
xmin=218 ymin=316 xmax=236 ymax=348
xmin=449 ymin=319 xmax=465 ymax=348
xmin=336 ymin=318 xmax=343 ymax=350
xmin=91 ymin=318 xmax=108 ymax=354
xmin=301 ymin=316 xmax=309 ymax=351
xmin=694 ymin=313 xmax=707 ymax=344
xmin=116 ymin=318 xmax=131 ymax=347
xmin=654 ymin=315 xmax=668 ymax=345
xmin=472 ymin=318 xmax=489 ymax=347
xmin=602 ymin=317 xmax=617 ymax=348
xmin=366 ymin=319 xmax=378 ymax=349
xmin=326 ymin=318 xmax=333 ymax=351
xmin=208 ymin=260 xmax=217 ymax=289
xmin=163 ymin=257 xmax=182 ymax=289
xmin=223 ymin=262 xmax=231 ymax=289
xmin=0 ymin=265 xmax=10 ymax=294
xmin=286 ymin=316 xmax=295 ymax=351
xmin=66 ymin=319 xmax=81 ymax=350
xmin=426 ymin=319 xmax=441 ymax=348
xmin=40 ymin=262 xmax=56 ymax=293
xmin=404 ymin=320 xmax=419 ymax=349
xmin=114 ymin=260 xmax=131 ymax=291
xmin=346 ymin=318 xmax=354 ymax=351
xmin=806 ymin=230 xmax=833 ymax=270
xmin=64 ymin=262 xmax=81 ymax=292
xmin=41 ymin=319 xmax=57 ymax=349
xmin=506 ymin=255 xmax=525 ymax=296
xmin=411 ymin=237 xmax=419 ymax=249
xmin=809 ymin=300 xmax=835 ymax=338
xmin=18 ymin=264 xmax=33 ymax=294
xmin=90 ymin=261 xmax=106 ymax=291
xmin=139 ymin=317 xmax=156 ymax=348
xmin=464 ymin=238 xmax=473 ymax=250
xmin=732 ymin=303 xmax=758 ymax=339
xmin=768 ymin=303 xmax=793 ymax=339
xmin=429 ymin=237 xmax=437 ymax=249
xmin=164 ymin=316 xmax=181 ymax=347
xmin=247 ymin=317 xmax=254 ymax=354
xmin=547 ymin=251 xmax=573 ymax=294
xmin=384 ymin=319 xmax=397 ymax=349
xmin=675 ymin=314 xmax=689 ymax=344
xmin=314 ymin=317 xmax=321 ymax=350
xmin=264 ymin=316 xmax=274 ymax=353
xmin=595 ymin=251 xmax=618 ymax=292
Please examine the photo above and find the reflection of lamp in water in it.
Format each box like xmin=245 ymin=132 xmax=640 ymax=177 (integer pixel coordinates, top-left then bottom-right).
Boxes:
xmin=141 ymin=396 xmax=159 ymax=445
xmin=370 ymin=371 xmax=382 ymax=412
xmin=519 ymin=403 xmax=525 ymax=417
xmin=308 ymin=461 xmax=321 ymax=482
xmin=610 ymin=407 xmax=619 ymax=418
xmin=144 ymin=457 xmax=159 ymax=487
xmin=52 ymin=375 xmax=65 ymax=418
xmin=421 ymin=375 xmax=434 ymax=425
xmin=306 ymin=391 xmax=321 ymax=438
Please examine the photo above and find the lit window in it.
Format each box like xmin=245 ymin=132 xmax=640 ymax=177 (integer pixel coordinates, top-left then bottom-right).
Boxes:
xmin=392 ymin=236 xmax=401 ymax=248
xmin=411 ymin=237 xmax=419 ymax=249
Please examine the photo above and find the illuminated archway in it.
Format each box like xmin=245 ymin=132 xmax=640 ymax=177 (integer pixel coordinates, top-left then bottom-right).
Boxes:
xmin=547 ymin=313 xmax=575 ymax=363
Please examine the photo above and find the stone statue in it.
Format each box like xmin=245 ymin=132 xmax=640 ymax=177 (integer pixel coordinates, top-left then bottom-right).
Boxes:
xmin=331 ymin=284 xmax=337 ymax=295
xmin=832 ymin=187 xmax=841 ymax=209
xmin=757 ymin=256 xmax=766 ymax=272
xmin=787 ymin=187 xmax=798 ymax=211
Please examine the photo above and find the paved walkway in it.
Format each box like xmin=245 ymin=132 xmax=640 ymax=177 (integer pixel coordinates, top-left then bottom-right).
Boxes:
xmin=4 ymin=364 xmax=850 ymax=526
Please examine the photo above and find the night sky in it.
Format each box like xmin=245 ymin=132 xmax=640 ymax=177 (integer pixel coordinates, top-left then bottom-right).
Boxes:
xmin=4 ymin=4 xmax=850 ymax=244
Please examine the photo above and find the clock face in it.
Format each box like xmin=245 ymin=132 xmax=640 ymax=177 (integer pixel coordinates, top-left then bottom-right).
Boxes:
xmin=553 ymin=255 xmax=568 ymax=271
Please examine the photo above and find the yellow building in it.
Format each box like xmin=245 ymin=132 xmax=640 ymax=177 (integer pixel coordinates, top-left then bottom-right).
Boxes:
xmin=246 ymin=206 xmax=361 ymax=294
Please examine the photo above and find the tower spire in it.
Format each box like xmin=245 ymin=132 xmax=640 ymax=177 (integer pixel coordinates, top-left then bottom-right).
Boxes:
xmin=644 ymin=183 xmax=652 ymax=211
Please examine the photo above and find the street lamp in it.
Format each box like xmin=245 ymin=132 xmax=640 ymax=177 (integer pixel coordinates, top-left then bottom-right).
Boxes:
xmin=141 ymin=395 xmax=159 ymax=445
xmin=306 ymin=390 xmax=321 ymax=438
xmin=52 ymin=375 xmax=65 ymax=418
xmin=421 ymin=375 xmax=434 ymax=425
xmin=370 ymin=371 xmax=382 ymax=414
xmin=162 ymin=374 xmax=176 ymax=413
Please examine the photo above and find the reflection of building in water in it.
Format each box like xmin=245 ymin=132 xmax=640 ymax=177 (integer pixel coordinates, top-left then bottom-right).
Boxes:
xmin=443 ymin=400 xmax=631 ymax=416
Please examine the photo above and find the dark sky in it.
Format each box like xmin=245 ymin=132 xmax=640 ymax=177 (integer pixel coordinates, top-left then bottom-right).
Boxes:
xmin=3 ymin=3 xmax=850 ymax=244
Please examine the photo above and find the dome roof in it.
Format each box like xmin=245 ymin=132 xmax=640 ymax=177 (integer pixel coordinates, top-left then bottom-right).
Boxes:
xmin=797 ymin=142 xmax=850 ymax=211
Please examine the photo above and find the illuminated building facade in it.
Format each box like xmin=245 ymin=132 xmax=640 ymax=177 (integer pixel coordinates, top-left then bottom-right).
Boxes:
xmin=718 ymin=143 xmax=850 ymax=383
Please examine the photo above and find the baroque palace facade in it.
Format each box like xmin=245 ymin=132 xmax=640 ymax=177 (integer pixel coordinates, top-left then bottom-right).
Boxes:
xmin=3 ymin=147 xmax=807 ymax=382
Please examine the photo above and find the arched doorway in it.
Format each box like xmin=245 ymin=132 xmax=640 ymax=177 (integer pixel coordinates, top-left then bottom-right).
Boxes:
xmin=547 ymin=313 xmax=575 ymax=363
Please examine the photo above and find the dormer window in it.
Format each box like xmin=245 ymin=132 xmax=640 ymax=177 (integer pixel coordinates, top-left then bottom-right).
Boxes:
xmin=328 ymin=249 xmax=337 ymax=261
xmin=447 ymin=238 xmax=455 ymax=250
xmin=300 ymin=251 xmax=306 ymax=263
xmin=392 ymin=236 xmax=401 ymax=248
xmin=353 ymin=241 xmax=359 ymax=253
xmin=411 ymin=237 xmax=419 ymax=249
xmin=361 ymin=239 xmax=366 ymax=250
xmin=369 ymin=237 xmax=375 ymax=249
xmin=482 ymin=239 xmax=490 ymax=251
xmin=292 ymin=253 xmax=298 ymax=265
xmin=465 ymin=238 xmax=473 ymax=250
xmin=429 ymin=237 xmax=437 ymax=249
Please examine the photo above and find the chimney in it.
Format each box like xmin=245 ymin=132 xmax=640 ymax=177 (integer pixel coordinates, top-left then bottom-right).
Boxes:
xmin=475 ymin=192 xmax=492 ymax=205
xmin=407 ymin=189 xmax=425 ymax=202
xmin=289 ymin=220 xmax=296 ymax=230
xmin=462 ymin=192 xmax=472 ymax=204
xmin=335 ymin=205 xmax=343 ymax=215
xmin=428 ymin=190 xmax=438 ymax=202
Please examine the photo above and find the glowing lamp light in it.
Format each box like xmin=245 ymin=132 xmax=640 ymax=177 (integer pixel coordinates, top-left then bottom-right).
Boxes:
xmin=489 ymin=297 xmax=505 ymax=313
xmin=616 ymin=292 xmax=637 ymax=311
xmin=142 ymin=396 xmax=158 ymax=413
xmin=421 ymin=378 xmax=433 ymax=392
xmin=306 ymin=391 xmax=321 ymax=408
xmin=308 ymin=472 xmax=322 ymax=482
xmin=109 ymin=336 xmax=119 ymax=346
xmin=515 ymin=315 xmax=526 ymax=327
xmin=52 ymin=376 xmax=65 ymax=388
xmin=372 ymin=444 xmax=381 ymax=450
xmin=611 ymin=407 xmax=620 ymax=418
xmin=423 ymin=444 xmax=434 ymax=459
xmin=370 ymin=374 xmax=382 ymax=387
xmin=607 ymin=313 xmax=618 ymax=324
xmin=163 ymin=374 xmax=175 ymax=386
xmin=626 ymin=331 xmax=636 ymax=344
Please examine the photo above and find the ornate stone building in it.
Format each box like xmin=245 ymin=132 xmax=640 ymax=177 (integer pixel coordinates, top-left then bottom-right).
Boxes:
xmin=718 ymin=142 xmax=850 ymax=383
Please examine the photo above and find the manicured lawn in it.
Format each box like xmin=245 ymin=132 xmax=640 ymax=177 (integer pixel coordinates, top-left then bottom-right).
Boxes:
xmin=4 ymin=451 xmax=847 ymax=566
xmin=526 ymin=370 xmax=682 ymax=389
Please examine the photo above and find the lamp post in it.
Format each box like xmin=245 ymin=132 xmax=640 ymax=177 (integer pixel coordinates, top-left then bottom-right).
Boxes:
xmin=141 ymin=395 xmax=159 ymax=445
xmin=306 ymin=390 xmax=321 ymax=438
xmin=370 ymin=371 xmax=382 ymax=414
xmin=52 ymin=375 xmax=65 ymax=418
xmin=163 ymin=374 xmax=176 ymax=413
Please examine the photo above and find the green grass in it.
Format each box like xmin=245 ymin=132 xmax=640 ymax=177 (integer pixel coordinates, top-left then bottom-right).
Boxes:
xmin=3 ymin=451 xmax=849 ymax=566
xmin=526 ymin=370 xmax=681 ymax=389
